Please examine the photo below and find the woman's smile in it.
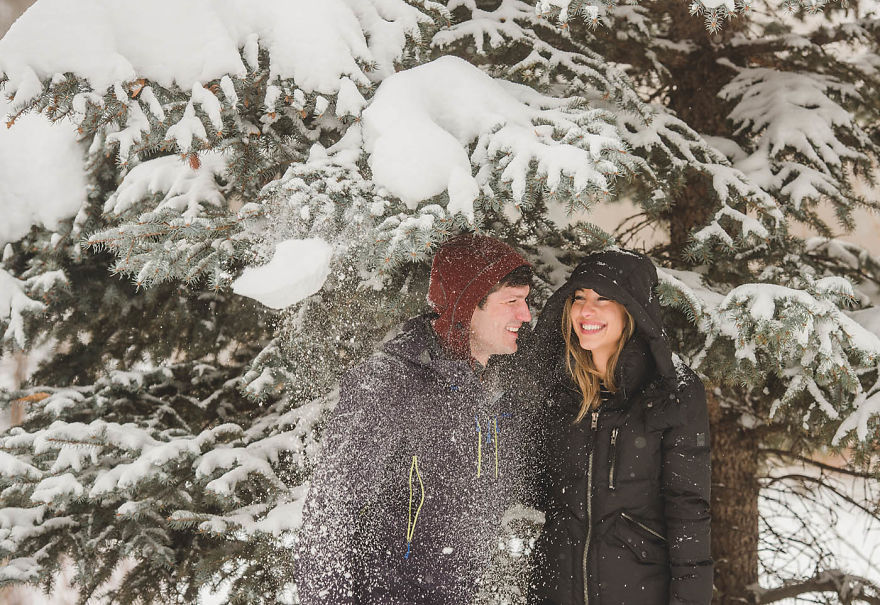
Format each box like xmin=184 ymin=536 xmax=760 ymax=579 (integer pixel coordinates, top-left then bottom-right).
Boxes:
xmin=577 ymin=322 xmax=607 ymax=335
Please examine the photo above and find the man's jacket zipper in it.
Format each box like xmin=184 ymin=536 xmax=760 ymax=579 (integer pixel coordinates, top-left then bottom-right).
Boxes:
xmin=608 ymin=427 xmax=619 ymax=490
xmin=584 ymin=410 xmax=599 ymax=605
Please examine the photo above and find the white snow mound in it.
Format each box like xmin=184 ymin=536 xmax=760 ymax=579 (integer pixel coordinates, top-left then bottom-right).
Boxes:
xmin=232 ymin=238 xmax=333 ymax=309
xmin=362 ymin=55 xmax=616 ymax=220
xmin=0 ymin=0 xmax=430 ymax=106
xmin=0 ymin=99 xmax=87 ymax=246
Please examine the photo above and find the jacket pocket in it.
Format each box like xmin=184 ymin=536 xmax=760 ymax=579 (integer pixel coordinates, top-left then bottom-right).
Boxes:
xmin=613 ymin=512 xmax=667 ymax=565
xmin=608 ymin=427 xmax=620 ymax=490
xmin=621 ymin=512 xmax=666 ymax=542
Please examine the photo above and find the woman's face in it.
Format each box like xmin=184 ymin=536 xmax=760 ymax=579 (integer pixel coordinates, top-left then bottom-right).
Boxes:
xmin=568 ymin=288 xmax=628 ymax=364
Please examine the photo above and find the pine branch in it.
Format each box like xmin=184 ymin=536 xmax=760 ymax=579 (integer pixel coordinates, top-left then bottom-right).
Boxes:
xmin=760 ymin=448 xmax=878 ymax=479
xmin=762 ymin=474 xmax=878 ymax=517
xmin=753 ymin=569 xmax=880 ymax=604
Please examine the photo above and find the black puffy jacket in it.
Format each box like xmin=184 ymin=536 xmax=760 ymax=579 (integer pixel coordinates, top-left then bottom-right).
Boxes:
xmin=528 ymin=250 xmax=713 ymax=605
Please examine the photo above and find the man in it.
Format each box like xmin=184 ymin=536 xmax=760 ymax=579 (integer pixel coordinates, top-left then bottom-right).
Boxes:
xmin=295 ymin=234 xmax=532 ymax=605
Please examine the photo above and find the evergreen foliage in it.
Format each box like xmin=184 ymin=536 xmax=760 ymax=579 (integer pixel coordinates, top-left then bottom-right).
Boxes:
xmin=1 ymin=0 xmax=879 ymax=603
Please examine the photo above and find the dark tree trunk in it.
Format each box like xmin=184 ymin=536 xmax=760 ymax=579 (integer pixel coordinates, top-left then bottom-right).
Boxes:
xmin=708 ymin=394 xmax=760 ymax=605
xmin=656 ymin=0 xmax=742 ymax=258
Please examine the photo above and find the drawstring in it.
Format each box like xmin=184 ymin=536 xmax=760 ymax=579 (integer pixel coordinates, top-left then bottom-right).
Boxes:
xmin=406 ymin=412 xmax=510 ymax=559
xmin=494 ymin=416 xmax=499 ymax=479
xmin=476 ymin=415 xmax=501 ymax=479
xmin=405 ymin=455 xmax=424 ymax=559
xmin=475 ymin=415 xmax=483 ymax=478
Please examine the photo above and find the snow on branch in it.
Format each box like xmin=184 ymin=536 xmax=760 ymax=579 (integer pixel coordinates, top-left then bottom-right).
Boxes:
xmin=193 ymin=394 xmax=328 ymax=500
xmin=536 ymin=0 xmax=615 ymax=28
xmin=104 ymin=153 xmax=228 ymax=219
xmin=434 ymin=0 xmax=538 ymax=53
xmin=534 ymin=0 xmax=860 ymax=35
xmin=433 ymin=1 xmax=648 ymax=118
xmin=719 ymin=67 xmax=876 ymax=219
xmin=363 ymin=55 xmax=628 ymax=220
xmin=0 ymin=0 xmax=446 ymax=176
xmin=833 ymin=391 xmax=880 ymax=445
xmin=0 ymin=0 xmax=438 ymax=108
xmin=0 ymin=351 xmax=328 ymax=589
xmin=655 ymin=267 xmax=880 ymax=441
xmin=616 ymin=108 xmax=784 ymax=253
xmin=714 ymin=280 xmax=880 ymax=429
xmin=805 ymin=238 xmax=880 ymax=284
xmin=0 ymin=268 xmax=48 ymax=349
xmin=0 ymin=451 xmax=43 ymax=482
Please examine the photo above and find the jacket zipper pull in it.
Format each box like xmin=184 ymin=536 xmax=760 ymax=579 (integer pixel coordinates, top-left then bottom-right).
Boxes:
xmin=590 ymin=411 xmax=599 ymax=432
xmin=609 ymin=427 xmax=619 ymax=491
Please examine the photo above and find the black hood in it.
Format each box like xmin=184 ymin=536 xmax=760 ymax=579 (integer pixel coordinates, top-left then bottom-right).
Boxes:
xmin=532 ymin=249 xmax=676 ymax=399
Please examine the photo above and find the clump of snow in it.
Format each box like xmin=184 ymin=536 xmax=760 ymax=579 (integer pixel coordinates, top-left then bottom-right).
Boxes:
xmin=104 ymin=152 xmax=227 ymax=218
xmin=362 ymin=55 xmax=619 ymax=220
xmin=30 ymin=473 xmax=85 ymax=504
xmin=232 ymin=238 xmax=333 ymax=309
xmin=335 ymin=77 xmax=367 ymax=117
xmin=165 ymin=100 xmax=207 ymax=154
xmin=0 ymin=451 xmax=43 ymax=481
xmin=255 ymin=490 xmax=309 ymax=534
xmin=0 ymin=268 xmax=46 ymax=348
xmin=0 ymin=99 xmax=87 ymax=247
xmin=0 ymin=0 xmax=433 ymax=107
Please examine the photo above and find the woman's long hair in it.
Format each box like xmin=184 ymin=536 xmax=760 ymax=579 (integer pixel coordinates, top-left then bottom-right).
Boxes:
xmin=561 ymin=295 xmax=635 ymax=422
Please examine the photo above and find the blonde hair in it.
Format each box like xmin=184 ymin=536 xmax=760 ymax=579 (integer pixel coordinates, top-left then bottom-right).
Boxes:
xmin=561 ymin=295 xmax=634 ymax=423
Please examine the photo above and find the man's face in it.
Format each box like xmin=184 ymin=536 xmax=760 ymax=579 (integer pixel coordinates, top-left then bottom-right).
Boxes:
xmin=469 ymin=285 xmax=532 ymax=366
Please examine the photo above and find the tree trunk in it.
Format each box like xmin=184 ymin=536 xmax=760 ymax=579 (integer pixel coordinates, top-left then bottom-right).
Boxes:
xmin=708 ymin=393 xmax=760 ymax=605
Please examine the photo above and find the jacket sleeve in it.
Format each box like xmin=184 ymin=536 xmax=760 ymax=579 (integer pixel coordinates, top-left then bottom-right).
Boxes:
xmin=661 ymin=369 xmax=713 ymax=605
xmin=508 ymin=378 xmax=552 ymax=512
xmin=294 ymin=366 xmax=396 ymax=604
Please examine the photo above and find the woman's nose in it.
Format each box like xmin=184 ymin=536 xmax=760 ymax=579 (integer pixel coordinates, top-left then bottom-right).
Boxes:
xmin=577 ymin=303 xmax=595 ymax=317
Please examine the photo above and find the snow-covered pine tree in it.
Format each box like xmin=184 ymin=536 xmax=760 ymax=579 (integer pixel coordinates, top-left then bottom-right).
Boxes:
xmin=438 ymin=1 xmax=880 ymax=602
xmin=0 ymin=1 xmax=878 ymax=604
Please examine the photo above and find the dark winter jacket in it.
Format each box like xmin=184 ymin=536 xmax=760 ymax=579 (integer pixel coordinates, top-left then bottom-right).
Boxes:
xmin=295 ymin=315 xmax=527 ymax=605
xmin=527 ymin=250 xmax=713 ymax=605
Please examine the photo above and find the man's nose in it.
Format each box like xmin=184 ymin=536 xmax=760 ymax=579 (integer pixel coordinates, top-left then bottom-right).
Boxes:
xmin=515 ymin=301 xmax=531 ymax=322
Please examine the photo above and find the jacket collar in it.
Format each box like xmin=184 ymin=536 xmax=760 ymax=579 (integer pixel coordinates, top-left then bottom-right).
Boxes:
xmin=382 ymin=314 xmax=480 ymax=387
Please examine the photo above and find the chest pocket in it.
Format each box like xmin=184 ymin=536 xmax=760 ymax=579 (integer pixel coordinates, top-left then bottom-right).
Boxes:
xmin=607 ymin=393 xmax=680 ymax=487
xmin=607 ymin=424 xmax=663 ymax=487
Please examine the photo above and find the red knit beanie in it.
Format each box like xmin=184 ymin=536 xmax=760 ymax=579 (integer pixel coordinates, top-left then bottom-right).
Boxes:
xmin=428 ymin=234 xmax=530 ymax=359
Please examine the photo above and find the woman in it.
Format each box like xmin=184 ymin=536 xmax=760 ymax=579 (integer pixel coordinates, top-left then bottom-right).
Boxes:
xmin=527 ymin=249 xmax=713 ymax=605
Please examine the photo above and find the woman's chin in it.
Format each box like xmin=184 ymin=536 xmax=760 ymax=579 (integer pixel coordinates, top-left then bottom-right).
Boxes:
xmin=576 ymin=334 xmax=605 ymax=351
